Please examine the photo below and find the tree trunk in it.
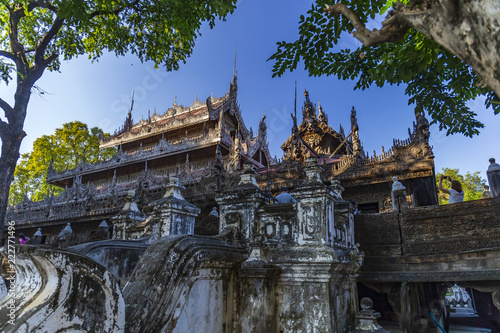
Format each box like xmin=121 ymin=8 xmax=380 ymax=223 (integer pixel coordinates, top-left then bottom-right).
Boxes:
xmin=399 ymin=0 xmax=500 ymax=97
xmin=0 ymin=82 xmax=30 ymax=243
xmin=0 ymin=126 xmax=25 ymax=245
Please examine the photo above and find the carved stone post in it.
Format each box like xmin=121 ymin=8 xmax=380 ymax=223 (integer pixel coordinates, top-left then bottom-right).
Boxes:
xmin=149 ymin=177 xmax=200 ymax=236
xmin=111 ymin=190 xmax=146 ymax=240
xmin=216 ymin=163 xmax=267 ymax=242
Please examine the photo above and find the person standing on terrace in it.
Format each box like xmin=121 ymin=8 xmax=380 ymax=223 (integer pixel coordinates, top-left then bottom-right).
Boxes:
xmin=439 ymin=175 xmax=464 ymax=204
xmin=274 ymin=187 xmax=297 ymax=204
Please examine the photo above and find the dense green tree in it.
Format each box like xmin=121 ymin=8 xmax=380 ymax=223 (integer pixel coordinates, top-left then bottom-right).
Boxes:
xmin=270 ymin=0 xmax=499 ymax=137
xmin=9 ymin=121 xmax=116 ymax=205
xmin=435 ymin=167 xmax=486 ymax=205
xmin=0 ymin=0 xmax=237 ymax=239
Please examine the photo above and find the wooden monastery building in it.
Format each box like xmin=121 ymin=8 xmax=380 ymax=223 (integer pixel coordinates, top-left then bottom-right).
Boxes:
xmin=5 ymin=75 xmax=437 ymax=243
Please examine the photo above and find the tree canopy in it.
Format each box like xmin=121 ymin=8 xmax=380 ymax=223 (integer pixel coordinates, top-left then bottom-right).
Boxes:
xmin=0 ymin=0 xmax=237 ymax=240
xmin=0 ymin=0 xmax=237 ymax=78
xmin=270 ymin=0 xmax=499 ymax=138
xmin=435 ymin=167 xmax=486 ymax=205
xmin=9 ymin=121 xmax=115 ymax=205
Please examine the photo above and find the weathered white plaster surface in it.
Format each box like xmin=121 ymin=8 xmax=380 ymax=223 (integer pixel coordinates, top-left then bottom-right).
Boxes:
xmin=172 ymin=279 xmax=223 ymax=333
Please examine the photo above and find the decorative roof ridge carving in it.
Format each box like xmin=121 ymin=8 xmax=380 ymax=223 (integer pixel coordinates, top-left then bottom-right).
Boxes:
xmin=100 ymin=93 xmax=229 ymax=148
xmin=247 ymin=114 xmax=269 ymax=157
xmin=207 ymin=76 xmax=251 ymax=140
xmin=327 ymin=123 xmax=433 ymax=174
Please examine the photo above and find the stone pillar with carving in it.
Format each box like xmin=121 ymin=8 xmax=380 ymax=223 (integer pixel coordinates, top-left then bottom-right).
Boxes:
xmin=148 ymin=177 xmax=200 ymax=237
xmin=216 ymin=162 xmax=267 ymax=242
xmin=111 ymin=190 xmax=146 ymax=240
xmin=265 ymin=156 xmax=362 ymax=332
xmin=293 ymin=157 xmax=335 ymax=246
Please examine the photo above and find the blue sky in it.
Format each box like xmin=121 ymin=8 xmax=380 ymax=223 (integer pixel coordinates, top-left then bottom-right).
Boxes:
xmin=1 ymin=0 xmax=498 ymax=181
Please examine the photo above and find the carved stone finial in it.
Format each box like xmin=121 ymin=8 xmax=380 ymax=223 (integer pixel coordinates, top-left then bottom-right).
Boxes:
xmin=304 ymin=157 xmax=322 ymax=183
xmin=352 ymin=297 xmax=391 ymax=332
xmin=209 ymin=207 xmax=219 ymax=217
xmin=392 ymin=177 xmax=406 ymax=191
xmin=330 ymin=178 xmax=345 ymax=199
xmin=163 ymin=177 xmax=185 ymax=200
xmin=239 ymin=162 xmax=258 ymax=186
xmin=58 ymin=223 xmax=73 ymax=240
xmin=245 ymin=234 xmax=266 ymax=262
xmin=391 ymin=177 xmax=408 ymax=212
xmin=34 ymin=228 xmax=42 ymax=237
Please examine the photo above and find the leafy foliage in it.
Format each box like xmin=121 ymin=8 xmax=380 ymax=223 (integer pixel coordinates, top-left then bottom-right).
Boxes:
xmin=435 ymin=167 xmax=486 ymax=205
xmin=9 ymin=122 xmax=116 ymax=205
xmin=269 ymin=0 xmax=498 ymax=137
xmin=0 ymin=0 xmax=237 ymax=83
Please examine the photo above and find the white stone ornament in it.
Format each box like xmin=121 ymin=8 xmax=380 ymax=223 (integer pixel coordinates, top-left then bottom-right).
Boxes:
xmin=391 ymin=176 xmax=406 ymax=191
xmin=487 ymin=158 xmax=500 ymax=197
xmin=34 ymin=227 xmax=43 ymax=237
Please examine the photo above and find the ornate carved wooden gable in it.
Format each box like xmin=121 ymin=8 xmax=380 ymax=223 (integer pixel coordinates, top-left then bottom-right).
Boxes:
xmin=282 ymin=90 xmax=352 ymax=163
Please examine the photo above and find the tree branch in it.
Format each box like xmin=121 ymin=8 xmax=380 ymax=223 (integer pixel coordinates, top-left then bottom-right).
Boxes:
xmin=324 ymin=3 xmax=409 ymax=47
xmin=0 ymin=50 xmax=16 ymax=62
xmin=0 ymin=97 xmax=13 ymax=118
xmin=9 ymin=5 xmax=30 ymax=75
xmin=0 ymin=118 xmax=8 ymax=138
xmin=35 ymin=16 xmax=64 ymax=65
xmin=27 ymin=0 xmax=57 ymax=13
xmin=44 ymin=52 xmax=58 ymax=66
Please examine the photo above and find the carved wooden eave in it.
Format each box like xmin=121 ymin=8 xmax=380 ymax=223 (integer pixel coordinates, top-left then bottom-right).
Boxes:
xmin=328 ymin=157 xmax=435 ymax=187
xmin=49 ymin=129 xmax=223 ymax=184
